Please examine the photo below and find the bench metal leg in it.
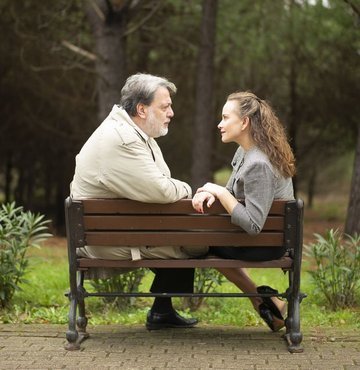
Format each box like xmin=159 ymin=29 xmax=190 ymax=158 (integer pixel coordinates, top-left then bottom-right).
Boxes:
xmin=65 ymin=272 xmax=89 ymax=350
xmin=284 ymin=271 xmax=304 ymax=353
xmin=76 ymin=272 xmax=89 ymax=341
xmin=65 ymin=296 xmax=80 ymax=350
xmin=286 ymin=296 xmax=303 ymax=353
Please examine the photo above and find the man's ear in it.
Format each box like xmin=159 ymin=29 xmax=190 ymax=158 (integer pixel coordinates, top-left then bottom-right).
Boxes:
xmin=136 ymin=103 xmax=147 ymax=119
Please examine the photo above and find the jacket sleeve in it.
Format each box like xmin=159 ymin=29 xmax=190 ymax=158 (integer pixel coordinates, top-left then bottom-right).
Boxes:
xmin=231 ymin=161 xmax=275 ymax=235
xmin=98 ymin=131 xmax=192 ymax=203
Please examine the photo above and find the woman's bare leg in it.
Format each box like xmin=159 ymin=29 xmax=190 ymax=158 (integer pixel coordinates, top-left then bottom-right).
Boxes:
xmin=217 ymin=267 xmax=261 ymax=309
xmin=217 ymin=267 xmax=286 ymax=330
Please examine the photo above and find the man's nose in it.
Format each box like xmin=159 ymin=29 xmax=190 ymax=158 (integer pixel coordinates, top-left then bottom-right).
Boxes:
xmin=167 ymin=107 xmax=174 ymax=118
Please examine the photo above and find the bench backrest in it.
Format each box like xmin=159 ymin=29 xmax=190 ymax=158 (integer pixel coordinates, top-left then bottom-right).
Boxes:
xmin=65 ymin=198 xmax=303 ymax=259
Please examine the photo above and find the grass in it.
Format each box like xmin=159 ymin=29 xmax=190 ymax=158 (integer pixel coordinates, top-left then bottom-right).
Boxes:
xmin=1 ymin=242 xmax=359 ymax=330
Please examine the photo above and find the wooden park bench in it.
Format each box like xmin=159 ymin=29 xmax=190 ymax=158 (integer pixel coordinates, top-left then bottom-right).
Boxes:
xmin=64 ymin=197 xmax=306 ymax=353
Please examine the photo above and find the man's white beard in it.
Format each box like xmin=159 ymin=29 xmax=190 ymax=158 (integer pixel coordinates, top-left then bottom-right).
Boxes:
xmin=158 ymin=126 xmax=168 ymax=137
xmin=147 ymin=111 xmax=168 ymax=138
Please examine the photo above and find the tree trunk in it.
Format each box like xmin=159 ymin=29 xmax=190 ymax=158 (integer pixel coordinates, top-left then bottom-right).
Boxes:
xmin=307 ymin=165 xmax=317 ymax=209
xmin=14 ymin=166 xmax=24 ymax=206
xmin=287 ymin=0 xmax=298 ymax=197
xmin=55 ymin=179 xmax=66 ymax=229
xmin=136 ymin=26 xmax=151 ymax=72
xmin=190 ymin=0 xmax=217 ymax=191
xmin=4 ymin=151 xmax=13 ymax=203
xmin=345 ymin=122 xmax=360 ymax=235
xmin=25 ymin=170 xmax=34 ymax=210
xmin=85 ymin=0 xmax=128 ymax=122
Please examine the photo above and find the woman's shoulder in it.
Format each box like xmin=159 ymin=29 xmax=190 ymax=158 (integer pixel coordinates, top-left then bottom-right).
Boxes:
xmin=245 ymin=147 xmax=271 ymax=166
xmin=242 ymin=147 xmax=279 ymax=177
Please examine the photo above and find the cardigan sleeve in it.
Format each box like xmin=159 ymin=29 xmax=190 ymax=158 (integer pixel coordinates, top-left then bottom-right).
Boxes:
xmin=231 ymin=161 xmax=275 ymax=235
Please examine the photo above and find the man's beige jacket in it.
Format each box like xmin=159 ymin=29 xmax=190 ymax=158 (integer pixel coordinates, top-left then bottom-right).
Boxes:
xmin=71 ymin=105 xmax=191 ymax=202
xmin=71 ymin=105 xmax=207 ymax=262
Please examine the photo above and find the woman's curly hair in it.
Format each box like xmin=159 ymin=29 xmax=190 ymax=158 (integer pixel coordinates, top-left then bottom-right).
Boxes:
xmin=227 ymin=91 xmax=296 ymax=178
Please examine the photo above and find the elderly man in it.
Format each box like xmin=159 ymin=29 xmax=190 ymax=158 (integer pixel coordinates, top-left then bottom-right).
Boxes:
xmin=70 ymin=73 xmax=207 ymax=329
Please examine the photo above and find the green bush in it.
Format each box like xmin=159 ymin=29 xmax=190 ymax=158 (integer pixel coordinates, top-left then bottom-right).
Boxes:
xmin=305 ymin=229 xmax=360 ymax=310
xmin=0 ymin=202 xmax=51 ymax=308
xmin=89 ymin=268 xmax=225 ymax=312
xmin=182 ymin=268 xmax=225 ymax=311
xmin=90 ymin=269 xmax=146 ymax=309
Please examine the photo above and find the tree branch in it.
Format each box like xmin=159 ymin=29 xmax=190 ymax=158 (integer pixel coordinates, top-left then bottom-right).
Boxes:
xmin=61 ymin=40 xmax=97 ymax=61
xmin=343 ymin=0 xmax=360 ymax=19
xmin=89 ymin=0 xmax=106 ymax=22
xmin=122 ymin=0 xmax=162 ymax=36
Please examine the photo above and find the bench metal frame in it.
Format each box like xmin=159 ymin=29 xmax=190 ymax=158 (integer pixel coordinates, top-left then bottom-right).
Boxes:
xmin=65 ymin=197 xmax=305 ymax=353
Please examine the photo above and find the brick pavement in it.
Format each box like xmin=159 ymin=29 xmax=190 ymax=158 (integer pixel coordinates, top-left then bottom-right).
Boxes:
xmin=0 ymin=324 xmax=359 ymax=369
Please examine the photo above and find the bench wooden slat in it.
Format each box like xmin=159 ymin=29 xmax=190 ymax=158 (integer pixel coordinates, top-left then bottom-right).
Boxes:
xmin=82 ymin=198 xmax=287 ymax=215
xmin=78 ymin=256 xmax=293 ymax=269
xmin=83 ymin=215 xmax=284 ymax=231
xmin=85 ymin=231 xmax=284 ymax=247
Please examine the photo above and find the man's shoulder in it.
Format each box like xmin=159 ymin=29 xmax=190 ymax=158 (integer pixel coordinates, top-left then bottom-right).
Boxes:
xmin=101 ymin=115 xmax=140 ymax=146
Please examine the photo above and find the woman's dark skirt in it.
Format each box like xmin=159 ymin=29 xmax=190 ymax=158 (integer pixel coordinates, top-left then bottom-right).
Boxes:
xmin=209 ymin=246 xmax=286 ymax=262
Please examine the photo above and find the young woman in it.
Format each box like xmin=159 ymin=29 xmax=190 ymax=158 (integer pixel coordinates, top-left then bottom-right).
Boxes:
xmin=192 ymin=91 xmax=296 ymax=331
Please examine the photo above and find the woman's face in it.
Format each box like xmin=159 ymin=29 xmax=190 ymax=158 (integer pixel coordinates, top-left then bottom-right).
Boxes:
xmin=217 ymin=100 xmax=244 ymax=144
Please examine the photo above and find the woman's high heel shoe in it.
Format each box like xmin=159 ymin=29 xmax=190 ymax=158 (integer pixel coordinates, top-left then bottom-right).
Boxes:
xmin=258 ymin=303 xmax=285 ymax=332
xmin=257 ymin=285 xmax=285 ymax=332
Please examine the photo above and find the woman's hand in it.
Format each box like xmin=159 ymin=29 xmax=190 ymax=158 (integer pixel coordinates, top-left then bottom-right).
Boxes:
xmin=196 ymin=182 xmax=226 ymax=198
xmin=192 ymin=191 xmax=216 ymax=214
xmin=194 ymin=183 xmax=237 ymax=216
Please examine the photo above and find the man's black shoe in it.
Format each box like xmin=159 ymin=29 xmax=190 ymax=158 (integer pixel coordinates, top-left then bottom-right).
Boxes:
xmin=146 ymin=310 xmax=198 ymax=330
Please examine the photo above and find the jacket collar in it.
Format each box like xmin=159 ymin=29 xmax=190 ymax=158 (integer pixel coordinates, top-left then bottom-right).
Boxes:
xmin=112 ymin=105 xmax=150 ymax=143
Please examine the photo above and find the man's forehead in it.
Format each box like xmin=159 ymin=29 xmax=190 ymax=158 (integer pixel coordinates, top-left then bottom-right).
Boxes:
xmin=152 ymin=87 xmax=172 ymax=104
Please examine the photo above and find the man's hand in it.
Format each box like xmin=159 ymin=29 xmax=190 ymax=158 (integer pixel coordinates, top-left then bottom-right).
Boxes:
xmin=192 ymin=191 xmax=216 ymax=213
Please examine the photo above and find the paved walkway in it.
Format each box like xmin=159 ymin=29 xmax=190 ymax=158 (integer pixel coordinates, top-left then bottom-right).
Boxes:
xmin=0 ymin=324 xmax=359 ymax=369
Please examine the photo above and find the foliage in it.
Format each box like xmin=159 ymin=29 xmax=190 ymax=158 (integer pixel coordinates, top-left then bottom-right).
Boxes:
xmin=305 ymin=229 xmax=360 ymax=310
xmin=1 ymin=1 xmax=359 ymax=223
xmin=182 ymin=268 xmax=225 ymax=311
xmin=3 ymin=248 xmax=360 ymax=328
xmin=0 ymin=202 xmax=51 ymax=308
xmin=89 ymin=267 xmax=225 ymax=311
xmin=0 ymin=0 xmax=95 ymax=223
xmin=89 ymin=269 xmax=147 ymax=310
